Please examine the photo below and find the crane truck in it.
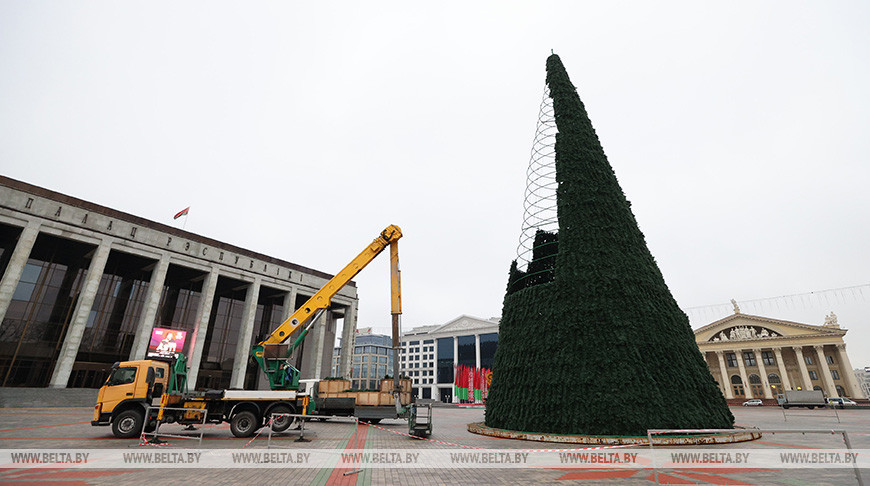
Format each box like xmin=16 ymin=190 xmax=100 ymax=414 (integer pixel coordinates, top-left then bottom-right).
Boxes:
xmin=92 ymin=225 xmax=415 ymax=439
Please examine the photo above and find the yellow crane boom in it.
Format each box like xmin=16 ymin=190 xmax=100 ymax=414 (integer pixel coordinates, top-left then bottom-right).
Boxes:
xmin=252 ymin=224 xmax=402 ymax=390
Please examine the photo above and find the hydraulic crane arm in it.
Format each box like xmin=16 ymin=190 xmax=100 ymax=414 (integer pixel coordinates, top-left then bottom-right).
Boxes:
xmin=252 ymin=224 xmax=402 ymax=390
xmin=390 ymin=238 xmax=402 ymax=406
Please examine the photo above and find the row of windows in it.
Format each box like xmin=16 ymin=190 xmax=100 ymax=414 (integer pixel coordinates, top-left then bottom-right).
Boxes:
xmin=351 ymin=364 xmax=389 ymax=379
xmin=351 ymin=379 xmax=381 ymax=390
xmin=404 ymin=362 xmax=430 ymax=369
xmin=405 ymin=339 xmax=433 ymax=345
xmin=402 ymin=345 xmax=434 ymax=354
xmin=724 ymin=351 xmax=836 ymax=368
xmin=354 ymin=346 xmax=390 ymax=356
xmin=408 ymin=370 xmax=433 ymax=377
xmin=808 ymin=369 xmax=841 ymax=380
xmin=805 ymin=354 xmax=836 ymax=365
xmin=728 ymin=369 xmax=842 ymax=385
xmin=353 ymin=355 xmax=389 ymax=364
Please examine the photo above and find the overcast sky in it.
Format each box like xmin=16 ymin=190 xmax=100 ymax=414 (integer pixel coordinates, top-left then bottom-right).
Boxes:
xmin=2 ymin=2 xmax=869 ymax=369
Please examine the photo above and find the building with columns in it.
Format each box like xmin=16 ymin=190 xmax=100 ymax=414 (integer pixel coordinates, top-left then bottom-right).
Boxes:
xmin=854 ymin=367 xmax=870 ymax=399
xmin=0 ymin=176 xmax=359 ymax=389
xmin=400 ymin=315 xmax=499 ymax=402
xmin=695 ymin=309 xmax=863 ymax=401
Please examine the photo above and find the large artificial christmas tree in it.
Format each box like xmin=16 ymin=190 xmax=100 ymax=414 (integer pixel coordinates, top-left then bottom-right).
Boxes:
xmin=485 ymin=54 xmax=733 ymax=436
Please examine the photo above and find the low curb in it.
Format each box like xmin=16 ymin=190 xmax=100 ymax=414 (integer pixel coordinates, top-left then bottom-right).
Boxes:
xmin=467 ymin=422 xmax=761 ymax=446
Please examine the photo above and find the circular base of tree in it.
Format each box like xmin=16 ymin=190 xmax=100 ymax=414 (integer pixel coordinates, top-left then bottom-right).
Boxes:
xmin=468 ymin=422 xmax=761 ymax=446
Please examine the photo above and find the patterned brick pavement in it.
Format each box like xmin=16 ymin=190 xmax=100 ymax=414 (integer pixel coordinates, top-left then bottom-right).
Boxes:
xmin=0 ymin=405 xmax=867 ymax=485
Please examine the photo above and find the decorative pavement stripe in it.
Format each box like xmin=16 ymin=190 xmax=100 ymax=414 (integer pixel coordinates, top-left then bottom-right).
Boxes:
xmin=0 ymin=481 xmax=90 ymax=486
xmin=643 ymin=472 xmax=695 ymax=484
xmin=0 ymin=422 xmax=92 ymax=433
xmin=308 ymin=421 xmax=364 ymax=486
xmin=556 ymin=469 xmax=639 ymax=480
xmin=325 ymin=422 xmax=369 ymax=486
xmin=2 ymin=470 xmax=135 ymax=480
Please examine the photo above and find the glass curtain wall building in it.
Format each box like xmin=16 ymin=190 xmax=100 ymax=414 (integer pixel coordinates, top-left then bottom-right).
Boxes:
xmin=332 ymin=328 xmax=394 ymax=390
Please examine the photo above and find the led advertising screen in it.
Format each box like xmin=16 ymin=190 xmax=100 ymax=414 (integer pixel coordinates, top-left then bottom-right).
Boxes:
xmin=146 ymin=328 xmax=187 ymax=359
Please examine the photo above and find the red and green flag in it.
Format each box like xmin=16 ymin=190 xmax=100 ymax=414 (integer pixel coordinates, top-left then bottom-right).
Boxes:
xmin=454 ymin=364 xmax=467 ymax=400
xmin=455 ymin=364 xmax=491 ymax=402
xmin=173 ymin=207 xmax=190 ymax=219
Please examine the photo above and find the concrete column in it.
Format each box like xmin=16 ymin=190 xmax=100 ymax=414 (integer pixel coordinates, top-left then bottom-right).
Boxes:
xmin=49 ymin=240 xmax=112 ymax=388
xmin=186 ymin=268 xmax=219 ymax=389
xmin=735 ymin=349 xmax=752 ymax=398
xmin=715 ymin=351 xmax=733 ymax=399
xmin=793 ymin=347 xmax=813 ymax=390
xmin=474 ymin=334 xmax=481 ymax=369
xmin=814 ymin=345 xmax=837 ymax=397
xmin=773 ymin=347 xmax=792 ymax=391
xmin=312 ymin=310 xmax=329 ymax=380
xmin=299 ymin=309 xmax=328 ymax=380
xmin=281 ymin=285 xmax=298 ymax=320
xmin=753 ymin=348 xmax=773 ymax=399
xmin=835 ymin=344 xmax=863 ymax=398
xmin=129 ymin=254 xmax=170 ymax=360
xmin=0 ymin=221 xmax=40 ymax=323
xmin=339 ymin=302 xmax=357 ymax=378
xmin=230 ymin=276 xmax=261 ymax=389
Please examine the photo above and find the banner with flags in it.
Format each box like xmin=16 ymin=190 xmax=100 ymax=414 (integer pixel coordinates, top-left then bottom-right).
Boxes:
xmin=454 ymin=364 xmax=491 ymax=402
xmin=173 ymin=207 xmax=190 ymax=219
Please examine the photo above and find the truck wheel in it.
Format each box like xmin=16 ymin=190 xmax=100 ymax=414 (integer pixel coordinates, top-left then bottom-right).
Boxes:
xmin=270 ymin=406 xmax=294 ymax=433
xmin=230 ymin=411 xmax=259 ymax=438
xmin=112 ymin=409 xmax=144 ymax=439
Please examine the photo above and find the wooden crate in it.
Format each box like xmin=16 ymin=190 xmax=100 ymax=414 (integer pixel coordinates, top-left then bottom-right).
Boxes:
xmin=356 ymin=392 xmax=379 ymax=407
xmin=378 ymin=392 xmax=394 ymax=406
xmin=380 ymin=378 xmax=413 ymax=393
xmin=329 ymin=380 xmax=351 ymax=393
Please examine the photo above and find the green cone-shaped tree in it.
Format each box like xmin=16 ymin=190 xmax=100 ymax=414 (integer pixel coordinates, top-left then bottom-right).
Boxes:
xmin=485 ymin=55 xmax=733 ymax=435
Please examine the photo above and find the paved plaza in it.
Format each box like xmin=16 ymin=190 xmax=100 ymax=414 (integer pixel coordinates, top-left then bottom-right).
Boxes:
xmin=0 ymin=405 xmax=867 ymax=485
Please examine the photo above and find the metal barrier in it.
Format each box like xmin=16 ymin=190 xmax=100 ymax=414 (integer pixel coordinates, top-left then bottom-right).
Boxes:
xmin=266 ymin=413 xmax=361 ymax=449
xmin=139 ymin=405 xmax=207 ymax=447
xmin=646 ymin=428 xmax=863 ymax=486
xmin=781 ymin=404 xmax=840 ymax=423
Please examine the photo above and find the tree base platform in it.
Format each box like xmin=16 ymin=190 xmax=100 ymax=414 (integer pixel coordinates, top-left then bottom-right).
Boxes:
xmin=467 ymin=422 xmax=761 ymax=446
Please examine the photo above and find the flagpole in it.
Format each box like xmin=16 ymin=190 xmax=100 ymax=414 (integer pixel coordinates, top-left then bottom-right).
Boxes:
xmin=182 ymin=207 xmax=190 ymax=231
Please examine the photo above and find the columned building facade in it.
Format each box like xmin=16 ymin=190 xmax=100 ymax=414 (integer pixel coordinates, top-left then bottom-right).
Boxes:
xmin=695 ymin=310 xmax=862 ymax=400
xmin=0 ymin=176 xmax=358 ymax=389
xmin=400 ymin=315 xmax=499 ymax=403
xmin=854 ymin=368 xmax=870 ymax=399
